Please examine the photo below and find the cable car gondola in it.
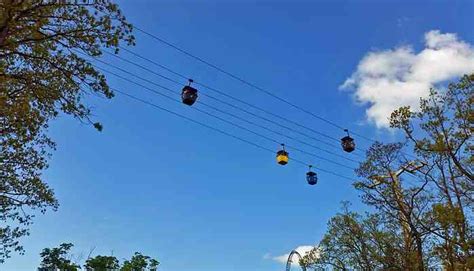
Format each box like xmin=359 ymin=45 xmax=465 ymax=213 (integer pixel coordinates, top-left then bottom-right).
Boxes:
xmin=182 ymin=79 xmax=198 ymax=105
xmin=341 ymin=129 xmax=355 ymax=153
xmin=306 ymin=165 xmax=318 ymax=185
xmin=276 ymin=143 xmax=289 ymax=165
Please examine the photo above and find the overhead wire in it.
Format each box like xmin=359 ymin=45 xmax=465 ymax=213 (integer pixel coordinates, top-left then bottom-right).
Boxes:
xmin=90 ymin=63 xmax=357 ymax=170
xmin=133 ymin=26 xmax=377 ymax=143
xmin=106 ymin=49 xmax=345 ymax=149
xmin=82 ymin=54 xmax=360 ymax=167
xmin=86 ymin=63 xmax=361 ymax=169
xmin=84 ymin=12 xmax=418 ymax=170
xmin=101 ymin=49 xmax=367 ymax=159
xmin=77 ymin=51 xmax=364 ymax=164
xmin=111 ymin=87 xmax=355 ymax=181
xmin=91 ymin=11 xmax=412 ymax=159
xmin=116 ymin=38 xmax=417 ymax=160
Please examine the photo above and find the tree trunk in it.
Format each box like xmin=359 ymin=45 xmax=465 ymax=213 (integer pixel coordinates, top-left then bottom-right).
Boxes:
xmin=414 ymin=231 xmax=425 ymax=271
xmin=0 ymin=0 xmax=13 ymax=47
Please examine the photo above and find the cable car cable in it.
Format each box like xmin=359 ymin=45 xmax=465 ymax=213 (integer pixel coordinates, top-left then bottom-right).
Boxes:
xmin=109 ymin=46 xmax=417 ymax=160
xmin=191 ymin=98 xmax=360 ymax=164
xmin=91 ymin=10 xmax=410 ymax=157
xmin=106 ymin=49 xmax=340 ymax=146
xmin=133 ymin=26 xmax=377 ymax=143
xmin=111 ymin=87 xmax=355 ymax=181
xmin=90 ymin=11 xmax=414 ymax=158
xmin=87 ymin=58 xmax=361 ymax=166
xmin=100 ymin=49 xmax=368 ymax=158
xmin=116 ymin=47 xmax=342 ymax=143
xmin=94 ymin=65 xmax=357 ymax=170
xmin=97 ymin=53 xmax=361 ymax=162
xmin=110 ymin=46 xmax=363 ymax=153
xmin=80 ymin=51 xmax=365 ymax=163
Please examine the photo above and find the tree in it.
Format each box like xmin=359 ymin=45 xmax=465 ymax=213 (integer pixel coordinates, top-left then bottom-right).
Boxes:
xmin=390 ymin=74 xmax=473 ymax=269
xmin=0 ymin=0 xmax=134 ymax=261
xmin=121 ymin=252 xmax=160 ymax=271
xmin=85 ymin=255 xmax=120 ymax=271
xmin=38 ymin=243 xmax=159 ymax=271
xmin=305 ymin=75 xmax=473 ymax=270
xmin=38 ymin=243 xmax=80 ymax=271
xmin=303 ymin=203 xmax=405 ymax=270
xmin=354 ymin=142 xmax=433 ymax=270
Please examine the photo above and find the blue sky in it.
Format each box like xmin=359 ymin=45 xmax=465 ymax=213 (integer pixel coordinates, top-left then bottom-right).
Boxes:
xmin=5 ymin=0 xmax=474 ymax=270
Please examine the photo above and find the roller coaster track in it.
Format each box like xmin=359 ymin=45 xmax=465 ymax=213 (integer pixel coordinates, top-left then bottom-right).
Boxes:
xmin=285 ymin=250 xmax=307 ymax=271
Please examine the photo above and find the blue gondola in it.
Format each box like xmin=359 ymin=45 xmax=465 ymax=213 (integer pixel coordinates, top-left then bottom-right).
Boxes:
xmin=306 ymin=165 xmax=318 ymax=185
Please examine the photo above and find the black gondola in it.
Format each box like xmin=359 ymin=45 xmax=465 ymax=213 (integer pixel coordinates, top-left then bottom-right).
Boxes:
xmin=276 ymin=143 xmax=289 ymax=165
xmin=341 ymin=129 xmax=355 ymax=152
xmin=306 ymin=165 xmax=318 ymax=185
xmin=182 ymin=79 xmax=198 ymax=106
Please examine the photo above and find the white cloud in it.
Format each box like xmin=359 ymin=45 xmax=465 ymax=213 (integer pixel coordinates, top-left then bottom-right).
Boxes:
xmin=341 ymin=30 xmax=474 ymax=128
xmin=265 ymin=245 xmax=315 ymax=264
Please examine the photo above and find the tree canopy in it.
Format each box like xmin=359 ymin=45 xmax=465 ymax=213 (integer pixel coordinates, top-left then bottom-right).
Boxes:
xmin=39 ymin=243 xmax=159 ymax=271
xmin=85 ymin=255 xmax=120 ymax=271
xmin=121 ymin=252 xmax=160 ymax=271
xmin=304 ymin=74 xmax=473 ymax=270
xmin=38 ymin=243 xmax=80 ymax=271
xmin=0 ymin=0 xmax=134 ymax=262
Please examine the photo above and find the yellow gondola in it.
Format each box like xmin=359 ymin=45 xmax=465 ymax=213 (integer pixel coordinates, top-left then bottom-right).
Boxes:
xmin=276 ymin=143 xmax=289 ymax=165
